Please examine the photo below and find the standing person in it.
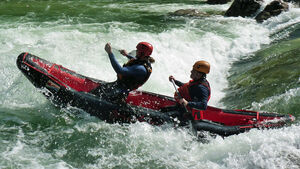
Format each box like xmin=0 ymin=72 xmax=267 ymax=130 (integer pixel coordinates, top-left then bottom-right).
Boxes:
xmin=91 ymin=42 xmax=155 ymax=103
xmin=169 ymin=61 xmax=211 ymax=119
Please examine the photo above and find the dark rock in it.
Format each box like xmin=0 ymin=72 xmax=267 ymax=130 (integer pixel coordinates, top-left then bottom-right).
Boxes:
xmin=169 ymin=9 xmax=209 ymax=17
xmin=283 ymin=0 xmax=300 ymax=6
xmin=255 ymin=0 xmax=289 ymax=23
xmin=207 ymin=0 xmax=232 ymax=4
xmin=225 ymin=0 xmax=262 ymax=17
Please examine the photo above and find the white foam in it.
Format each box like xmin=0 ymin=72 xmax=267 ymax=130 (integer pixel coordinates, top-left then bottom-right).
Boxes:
xmin=1 ymin=2 xmax=300 ymax=169
xmin=84 ymin=121 xmax=300 ymax=169
xmin=0 ymin=127 xmax=71 ymax=169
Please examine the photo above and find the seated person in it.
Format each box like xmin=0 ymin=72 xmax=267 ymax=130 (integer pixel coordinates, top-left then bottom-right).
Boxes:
xmin=169 ymin=60 xmax=211 ymax=119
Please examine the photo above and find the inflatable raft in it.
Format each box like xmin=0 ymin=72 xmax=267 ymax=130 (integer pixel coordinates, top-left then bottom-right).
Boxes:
xmin=16 ymin=52 xmax=295 ymax=137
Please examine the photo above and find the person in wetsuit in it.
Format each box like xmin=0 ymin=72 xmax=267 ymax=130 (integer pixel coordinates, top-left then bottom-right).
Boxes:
xmin=91 ymin=42 xmax=154 ymax=103
xmin=169 ymin=61 xmax=211 ymax=119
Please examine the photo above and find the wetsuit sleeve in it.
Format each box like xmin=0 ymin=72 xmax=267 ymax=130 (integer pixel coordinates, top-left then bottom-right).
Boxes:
xmin=108 ymin=53 xmax=147 ymax=77
xmin=187 ymin=84 xmax=210 ymax=110
xmin=108 ymin=53 xmax=123 ymax=73
xmin=174 ymin=80 xmax=184 ymax=87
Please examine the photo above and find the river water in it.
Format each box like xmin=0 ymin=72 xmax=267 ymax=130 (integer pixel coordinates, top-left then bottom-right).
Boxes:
xmin=0 ymin=0 xmax=300 ymax=168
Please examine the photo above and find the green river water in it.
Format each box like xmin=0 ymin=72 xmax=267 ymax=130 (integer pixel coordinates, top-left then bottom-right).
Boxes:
xmin=0 ymin=0 xmax=300 ymax=168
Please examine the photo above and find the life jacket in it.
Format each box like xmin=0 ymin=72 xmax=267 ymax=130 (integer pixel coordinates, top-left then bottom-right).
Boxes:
xmin=175 ymin=79 xmax=211 ymax=102
xmin=175 ymin=79 xmax=211 ymax=120
xmin=117 ymin=58 xmax=152 ymax=90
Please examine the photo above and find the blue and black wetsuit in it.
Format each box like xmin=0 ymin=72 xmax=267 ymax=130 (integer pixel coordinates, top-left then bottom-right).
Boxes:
xmin=91 ymin=53 xmax=152 ymax=102
xmin=108 ymin=53 xmax=152 ymax=92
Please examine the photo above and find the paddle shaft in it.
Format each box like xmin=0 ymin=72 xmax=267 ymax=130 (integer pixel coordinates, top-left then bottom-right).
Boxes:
xmin=112 ymin=46 xmax=137 ymax=58
xmin=112 ymin=47 xmax=121 ymax=52
xmin=171 ymin=79 xmax=198 ymax=124
xmin=171 ymin=79 xmax=189 ymax=113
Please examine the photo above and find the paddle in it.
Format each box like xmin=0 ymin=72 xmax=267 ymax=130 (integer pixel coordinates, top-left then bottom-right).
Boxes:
xmin=111 ymin=47 xmax=121 ymax=52
xmin=171 ymin=79 xmax=188 ymax=112
xmin=112 ymin=46 xmax=136 ymax=57
xmin=170 ymin=79 xmax=194 ymax=121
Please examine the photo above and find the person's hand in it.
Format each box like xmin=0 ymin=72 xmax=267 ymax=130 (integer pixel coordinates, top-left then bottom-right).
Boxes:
xmin=120 ymin=50 xmax=128 ymax=56
xmin=174 ymin=92 xmax=179 ymax=100
xmin=105 ymin=43 xmax=112 ymax=54
xmin=179 ymin=98 xmax=188 ymax=107
xmin=169 ymin=75 xmax=175 ymax=82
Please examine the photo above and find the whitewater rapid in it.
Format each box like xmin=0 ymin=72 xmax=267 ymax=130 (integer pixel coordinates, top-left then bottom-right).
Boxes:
xmin=0 ymin=1 xmax=300 ymax=168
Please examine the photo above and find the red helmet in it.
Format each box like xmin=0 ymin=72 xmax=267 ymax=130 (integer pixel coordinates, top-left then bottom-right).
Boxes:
xmin=136 ymin=42 xmax=153 ymax=56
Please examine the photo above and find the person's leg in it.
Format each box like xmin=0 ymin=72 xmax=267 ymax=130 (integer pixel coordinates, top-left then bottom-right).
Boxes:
xmin=90 ymin=82 xmax=116 ymax=98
